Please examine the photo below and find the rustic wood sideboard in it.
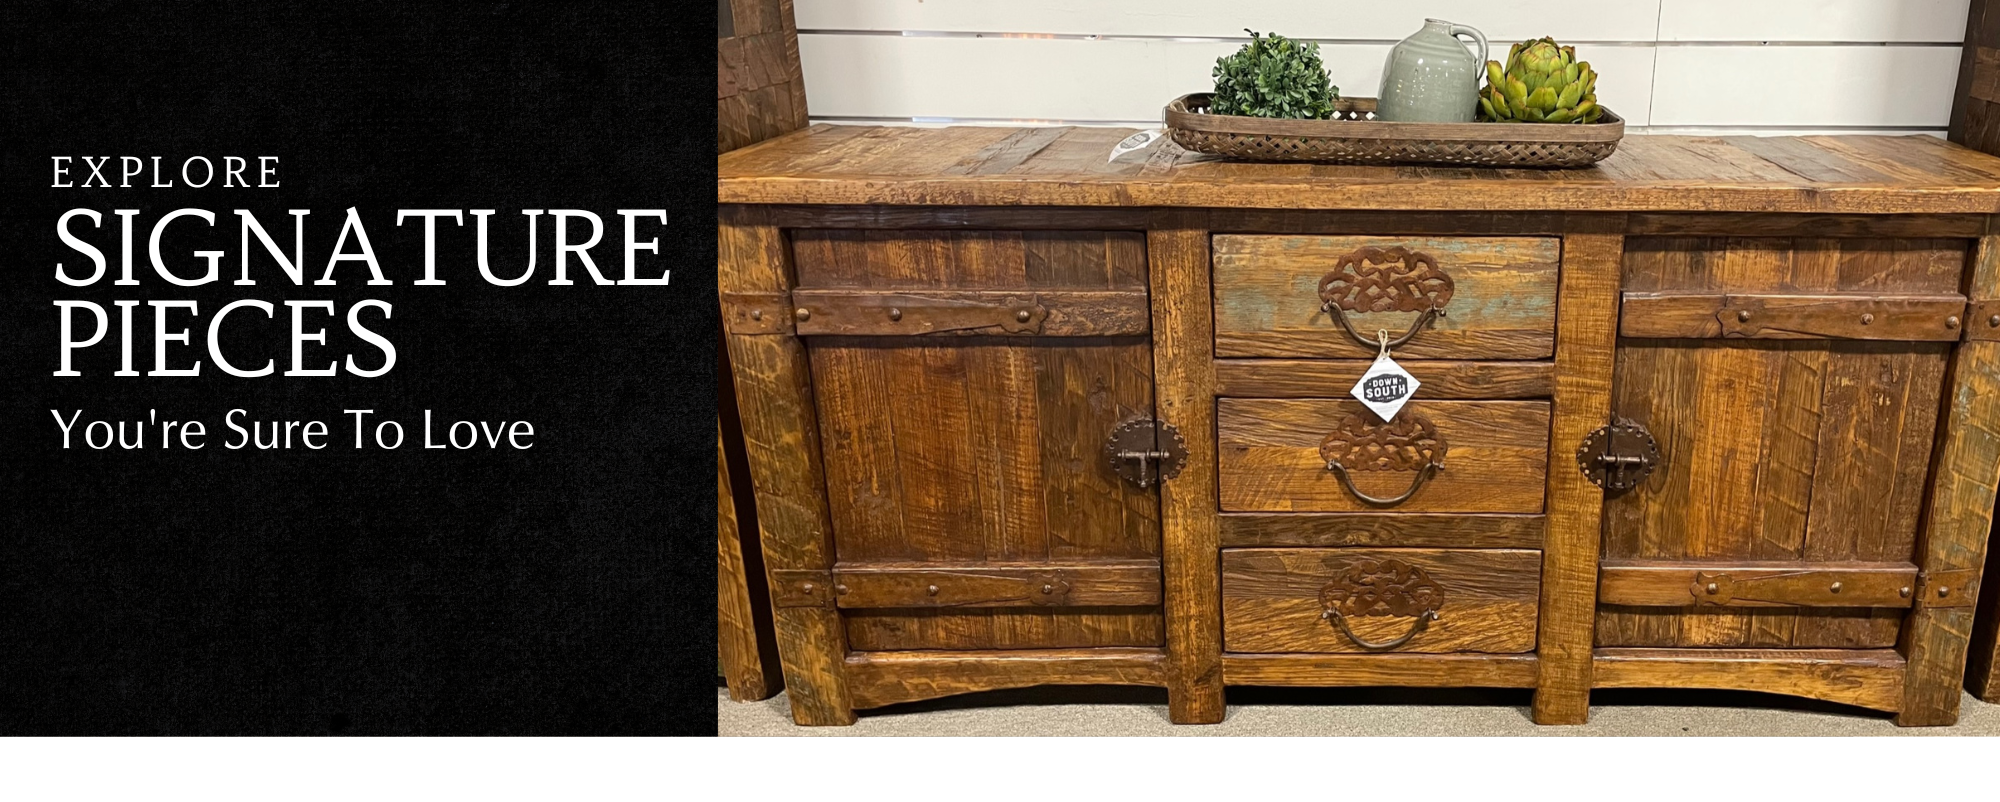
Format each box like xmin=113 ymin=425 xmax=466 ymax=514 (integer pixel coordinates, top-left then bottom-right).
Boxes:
xmin=718 ymin=125 xmax=2000 ymax=726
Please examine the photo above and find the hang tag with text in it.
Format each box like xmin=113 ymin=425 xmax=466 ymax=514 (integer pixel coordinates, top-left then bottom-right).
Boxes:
xmin=1351 ymin=352 xmax=1420 ymax=421
xmin=1107 ymin=129 xmax=1166 ymax=163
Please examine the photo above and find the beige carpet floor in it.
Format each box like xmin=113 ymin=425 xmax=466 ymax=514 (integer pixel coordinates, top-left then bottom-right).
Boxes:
xmin=719 ymin=685 xmax=2000 ymax=736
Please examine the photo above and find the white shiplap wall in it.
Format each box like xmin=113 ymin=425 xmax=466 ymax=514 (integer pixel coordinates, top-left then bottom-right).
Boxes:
xmin=794 ymin=0 xmax=1969 ymax=136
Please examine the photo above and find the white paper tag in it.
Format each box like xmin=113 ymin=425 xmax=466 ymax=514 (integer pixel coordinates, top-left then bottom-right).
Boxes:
xmin=1351 ymin=353 xmax=1420 ymax=422
xmin=1107 ymin=128 xmax=1166 ymax=162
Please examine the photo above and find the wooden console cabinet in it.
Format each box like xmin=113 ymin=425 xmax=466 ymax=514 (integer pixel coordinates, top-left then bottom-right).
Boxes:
xmin=718 ymin=126 xmax=2000 ymax=726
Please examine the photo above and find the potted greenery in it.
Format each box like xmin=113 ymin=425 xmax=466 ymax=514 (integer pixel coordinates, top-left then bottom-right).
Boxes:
xmin=1163 ymin=32 xmax=1623 ymax=167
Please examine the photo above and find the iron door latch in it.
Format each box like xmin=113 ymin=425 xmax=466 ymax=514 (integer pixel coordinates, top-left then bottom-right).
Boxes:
xmin=1577 ymin=417 xmax=1659 ymax=492
xmin=1105 ymin=417 xmax=1188 ymax=489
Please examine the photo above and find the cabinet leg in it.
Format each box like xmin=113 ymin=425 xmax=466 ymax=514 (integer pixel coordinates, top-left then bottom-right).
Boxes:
xmin=1150 ymin=220 xmax=1226 ymax=727
xmin=1894 ymin=607 xmax=1974 ymax=727
xmin=1530 ymin=225 xmax=1623 ymax=729
xmin=1893 ymin=707 xmax=1959 ymax=727
xmin=1531 ymin=687 xmax=1591 ymax=725
xmin=771 ymin=607 xmax=857 ymax=726
xmin=1166 ymin=668 xmax=1225 ymax=724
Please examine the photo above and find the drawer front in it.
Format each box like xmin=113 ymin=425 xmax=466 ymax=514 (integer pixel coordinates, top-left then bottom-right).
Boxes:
xmin=1218 ymin=399 xmax=1550 ymax=513
xmin=1213 ymin=235 xmax=1559 ymax=359
xmin=1223 ymin=548 xmax=1542 ymax=654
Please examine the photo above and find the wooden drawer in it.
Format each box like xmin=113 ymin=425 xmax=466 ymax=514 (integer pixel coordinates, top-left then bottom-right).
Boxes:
xmin=1223 ymin=548 xmax=1542 ymax=654
xmin=1212 ymin=235 xmax=1559 ymax=359
xmin=1217 ymin=399 xmax=1550 ymax=513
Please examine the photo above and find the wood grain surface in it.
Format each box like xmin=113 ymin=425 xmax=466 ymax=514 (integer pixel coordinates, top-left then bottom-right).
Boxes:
xmin=1223 ymin=653 xmax=1540 ymax=688
xmin=790 ymin=288 xmax=1151 ymax=337
xmin=844 ymin=648 xmax=1166 ymax=710
xmin=1218 ymin=513 xmax=1544 ymax=550
xmin=1619 ymin=291 xmax=1970 ymax=340
xmin=1597 ymin=560 xmax=1920 ymax=608
xmin=1532 ymin=222 xmax=1625 ymax=724
xmin=721 ymin=125 xmax=2000 ymax=726
xmin=718 ymin=0 xmax=808 ymax=154
xmin=1212 ymin=235 xmax=1559 ymax=360
xmin=1222 ymin=548 xmax=1543 ymax=654
xmin=1593 ymin=648 xmax=1906 ymax=713
xmin=1218 ymin=399 xmax=1550 ymax=513
xmin=1215 ymin=359 xmax=1554 ymax=400
xmin=720 ymin=206 xmax=854 ymax=725
xmin=794 ymin=229 xmax=1166 ymax=652
xmin=1896 ymin=229 xmax=2000 ymax=725
xmin=717 ymin=420 xmax=777 ymax=701
xmin=1950 ymin=12 xmax=2000 ymax=704
xmin=720 ymin=127 xmax=2000 ymax=214
xmin=1149 ymin=217 xmax=1225 ymax=724
xmin=1600 ymin=235 xmax=1958 ymax=652
xmin=829 ymin=561 xmax=1161 ymax=609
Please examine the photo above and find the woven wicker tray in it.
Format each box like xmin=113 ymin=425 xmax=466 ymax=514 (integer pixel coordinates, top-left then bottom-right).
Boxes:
xmin=1164 ymin=93 xmax=1623 ymax=168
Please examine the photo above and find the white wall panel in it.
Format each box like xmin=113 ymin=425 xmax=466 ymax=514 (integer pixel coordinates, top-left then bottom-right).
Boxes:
xmin=796 ymin=1 xmax=1664 ymax=43
xmin=801 ymin=34 xmax=1656 ymax=124
xmin=1658 ymin=0 xmax=1968 ymax=43
xmin=1650 ymin=45 xmax=1961 ymax=126
xmin=1639 ymin=127 xmax=1947 ymax=137
xmin=793 ymin=0 xmax=1972 ymax=136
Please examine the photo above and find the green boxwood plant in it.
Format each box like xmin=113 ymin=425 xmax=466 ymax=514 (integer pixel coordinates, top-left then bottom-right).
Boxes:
xmin=1210 ymin=30 xmax=1340 ymax=119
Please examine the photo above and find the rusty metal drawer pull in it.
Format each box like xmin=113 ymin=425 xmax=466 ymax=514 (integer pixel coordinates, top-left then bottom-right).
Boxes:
xmin=1319 ymin=412 xmax=1448 ymax=507
xmin=1318 ymin=246 xmax=1455 ymax=349
xmin=1319 ymin=558 xmax=1446 ymax=651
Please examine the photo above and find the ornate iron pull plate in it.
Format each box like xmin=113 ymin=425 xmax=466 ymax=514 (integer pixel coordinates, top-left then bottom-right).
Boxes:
xmin=1319 ymin=411 xmax=1447 ymax=506
xmin=1105 ymin=417 xmax=1188 ymax=489
xmin=1319 ymin=558 xmax=1446 ymax=650
xmin=1576 ymin=417 xmax=1659 ymax=492
xmin=1317 ymin=246 xmax=1455 ymax=349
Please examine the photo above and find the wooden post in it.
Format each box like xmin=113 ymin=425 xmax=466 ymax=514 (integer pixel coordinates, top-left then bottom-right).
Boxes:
xmin=1947 ymin=4 xmax=2000 ymax=705
xmin=718 ymin=419 xmax=780 ymax=700
xmin=718 ymin=0 xmax=810 ymax=154
xmin=719 ymin=205 xmax=855 ymax=725
xmin=1897 ymin=226 xmax=2000 ymax=725
xmin=717 ymin=0 xmax=809 ymax=705
xmin=1149 ymin=214 xmax=1225 ymax=724
xmin=1532 ymin=215 xmax=1625 ymax=724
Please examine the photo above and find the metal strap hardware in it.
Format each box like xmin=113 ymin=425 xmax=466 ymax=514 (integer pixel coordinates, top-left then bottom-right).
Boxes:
xmin=1915 ymin=569 xmax=1978 ymax=609
xmin=769 ymin=569 xmax=835 ymax=608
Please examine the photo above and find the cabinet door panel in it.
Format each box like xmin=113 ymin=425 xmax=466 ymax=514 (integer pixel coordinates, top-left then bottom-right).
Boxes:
xmin=1599 ymin=237 xmax=1957 ymax=648
xmin=797 ymin=229 xmax=1165 ymax=650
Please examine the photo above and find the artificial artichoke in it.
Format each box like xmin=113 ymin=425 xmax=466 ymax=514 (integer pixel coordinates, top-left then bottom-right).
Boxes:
xmin=1479 ymin=37 xmax=1601 ymax=124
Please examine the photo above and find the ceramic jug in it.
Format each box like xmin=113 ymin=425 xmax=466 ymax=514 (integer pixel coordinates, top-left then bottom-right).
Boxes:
xmin=1375 ymin=19 xmax=1488 ymax=123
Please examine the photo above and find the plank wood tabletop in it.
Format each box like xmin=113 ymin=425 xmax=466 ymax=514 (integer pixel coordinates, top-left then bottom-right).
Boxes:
xmin=720 ymin=125 xmax=2000 ymax=214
